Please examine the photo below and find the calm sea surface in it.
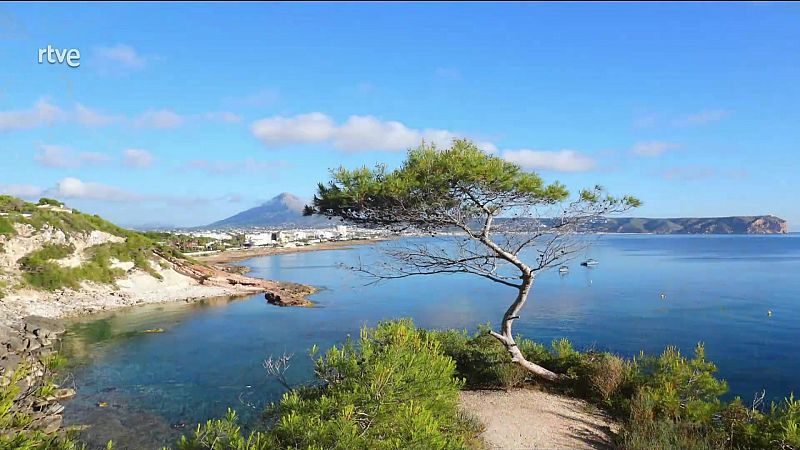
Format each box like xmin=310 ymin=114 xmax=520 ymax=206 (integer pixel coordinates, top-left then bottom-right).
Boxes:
xmin=60 ymin=234 xmax=800 ymax=449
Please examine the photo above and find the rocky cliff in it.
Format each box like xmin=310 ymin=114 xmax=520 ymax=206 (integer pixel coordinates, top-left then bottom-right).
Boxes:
xmin=0 ymin=316 xmax=73 ymax=435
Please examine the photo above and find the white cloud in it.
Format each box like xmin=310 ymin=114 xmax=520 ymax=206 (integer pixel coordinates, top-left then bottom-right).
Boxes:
xmin=94 ymin=44 xmax=147 ymax=71
xmin=252 ymin=112 xmax=335 ymax=146
xmin=0 ymin=99 xmax=62 ymax=132
xmin=123 ymin=149 xmax=154 ymax=168
xmin=0 ymin=183 xmax=43 ymax=199
xmin=134 ymin=109 xmax=184 ymax=129
xmin=34 ymin=145 xmax=73 ymax=168
xmin=631 ymin=141 xmax=681 ymax=157
xmin=50 ymin=177 xmax=141 ymax=202
xmin=251 ymin=113 xmax=472 ymax=152
xmin=74 ymin=103 xmax=119 ymax=126
xmin=2 ymin=100 xmax=242 ymax=132
xmin=182 ymin=158 xmax=288 ymax=175
xmin=671 ymin=110 xmax=730 ymax=127
xmin=501 ymin=149 xmax=596 ymax=172
xmin=335 ymin=116 xmax=422 ymax=151
xmin=34 ymin=144 xmax=111 ymax=168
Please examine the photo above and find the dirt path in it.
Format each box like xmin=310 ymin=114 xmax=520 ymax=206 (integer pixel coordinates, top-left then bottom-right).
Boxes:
xmin=460 ymin=389 xmax=618 ymax=450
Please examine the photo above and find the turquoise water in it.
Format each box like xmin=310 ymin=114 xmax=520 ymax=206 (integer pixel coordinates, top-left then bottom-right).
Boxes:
xmin=61 ymin=234 xmax=800 ymax=449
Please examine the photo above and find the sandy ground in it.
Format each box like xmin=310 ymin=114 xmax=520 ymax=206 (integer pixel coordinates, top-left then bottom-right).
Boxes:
xmin=460 ymin=389 xmax=618 ymax=450
xmin=196 ymin=239 xmax=383 ymax=264
xmin=0 ymin=263 xmax=260 ymax=326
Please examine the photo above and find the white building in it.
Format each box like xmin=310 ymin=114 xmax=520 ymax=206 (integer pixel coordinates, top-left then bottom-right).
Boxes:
xmin=247 ymin=231 xmax=275 ymax=247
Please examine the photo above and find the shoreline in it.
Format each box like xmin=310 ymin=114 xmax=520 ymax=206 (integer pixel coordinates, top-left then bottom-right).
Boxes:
xmin=196 ymin=238 xmax=384 ymax=264
xmin=0 ymin=240 xmax=380 ymax=325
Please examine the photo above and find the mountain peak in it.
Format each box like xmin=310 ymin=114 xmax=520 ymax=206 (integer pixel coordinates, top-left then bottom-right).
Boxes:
xmin=268 ymin=192 xmax=305 ymax=212
xmin=207 ymin=192 xmax=325 ymax=229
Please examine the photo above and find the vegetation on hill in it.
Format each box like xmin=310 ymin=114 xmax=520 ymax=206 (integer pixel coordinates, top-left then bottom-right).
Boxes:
xmin=0 ymin=195 xmax=189 ymax=292
xmin=142 ymin=231 xmax=245 ymax=254
xmin=171 ymin=320 xmax=800 ymax=450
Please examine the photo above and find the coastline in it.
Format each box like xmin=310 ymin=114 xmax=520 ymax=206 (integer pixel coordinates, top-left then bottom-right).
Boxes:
xmin=0 ymin=240 xmax=385 ymax=326
xmin=196 ymin=238 xmax=384 ymax=264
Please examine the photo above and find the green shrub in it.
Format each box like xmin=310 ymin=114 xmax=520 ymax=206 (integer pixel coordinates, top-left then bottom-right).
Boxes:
xmin=0 ymin=216 xmax=15 ymax=236
xmin=429 ymin=327 xmax=530 ymax=389
xmin=0 ymin=359 xmax=86 ymax=450
xmin=634 ymin=344 xmax=728 ymax=422
xmin=37 ymin=197 xmax=64 ymax=207
xmin=173 ymin=320 xmax=480 ymax=450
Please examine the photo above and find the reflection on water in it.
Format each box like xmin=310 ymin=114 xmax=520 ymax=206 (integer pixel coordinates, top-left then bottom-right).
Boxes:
xmin=60 ymin=235 xmax=800 ymax=449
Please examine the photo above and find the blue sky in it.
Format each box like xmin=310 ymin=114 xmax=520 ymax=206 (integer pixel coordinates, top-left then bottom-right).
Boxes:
xmin=1 ymin=2 xmax=798 ymax=229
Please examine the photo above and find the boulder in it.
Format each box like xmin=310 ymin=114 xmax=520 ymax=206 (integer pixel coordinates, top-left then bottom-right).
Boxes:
xmin=24 ymin=316 xmax=66 ymax=337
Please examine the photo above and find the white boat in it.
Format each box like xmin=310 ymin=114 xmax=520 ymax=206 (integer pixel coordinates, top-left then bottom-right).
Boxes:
xmin=558 ymin=266 xmax=569 ymax=273
xmin=580 ymin=259 xmax=599 ymax=267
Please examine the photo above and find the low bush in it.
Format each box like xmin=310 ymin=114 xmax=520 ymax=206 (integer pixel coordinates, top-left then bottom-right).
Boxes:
xmin=0 ymin=359 xmax=86 ymax=450
xmin=165 ymin=319 xmax=800 ymax=450
xmin=173 ymin=320 xmax=481 ymax=450
xmin=430 ymin=326 xmax=530 ymax=389
xmin=0 ymin=216 xmax=15 ymax=236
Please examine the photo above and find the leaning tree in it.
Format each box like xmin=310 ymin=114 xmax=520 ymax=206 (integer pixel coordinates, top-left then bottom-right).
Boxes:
xmin=304 ymin=139 xmax=640 ymax=381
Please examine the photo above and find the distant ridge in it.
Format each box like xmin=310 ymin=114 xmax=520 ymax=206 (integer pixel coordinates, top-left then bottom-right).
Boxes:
xmin=206 ymin=193 xmax=330 ymax=229
xmin=207 ymin=193 xmax=788 ymax=234
xmin=587 ymin=215 xmax=788 ymax=234
xmin=496 ymin=215 xmax=788 ymax=235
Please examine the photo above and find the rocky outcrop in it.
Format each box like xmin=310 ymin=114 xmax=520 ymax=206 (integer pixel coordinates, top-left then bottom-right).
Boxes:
xmin=264 ymin=283 xmax=316 ymax=307
xmin=1 ymin=316 xmax=73 ymax=436
xmin=747 ymin=216 xmax=789 ymax=234
xmin=161 ymin=250 xmax=316 ymax=307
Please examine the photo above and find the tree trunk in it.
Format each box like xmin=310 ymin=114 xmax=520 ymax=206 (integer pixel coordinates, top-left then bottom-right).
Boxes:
xmin=489 ymin=274 xmax=561 ymax=382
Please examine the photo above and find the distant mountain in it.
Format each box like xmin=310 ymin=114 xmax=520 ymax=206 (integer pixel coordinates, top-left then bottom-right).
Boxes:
xmin=496 ymin=215 xmax=788 ymax=234
xmin=208 ymin=195 xmax=789 ymax=234
xmin=206 ymin=193 xmax=331 ymax=229
xmin=588 ymin=216 xmax=788 ymax=234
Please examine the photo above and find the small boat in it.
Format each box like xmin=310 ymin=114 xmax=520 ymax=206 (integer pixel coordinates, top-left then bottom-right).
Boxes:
xmin=558 ymin=266 xmax=569 ymax=274
xmin=580 ymin=258 xmax=599 ymax=267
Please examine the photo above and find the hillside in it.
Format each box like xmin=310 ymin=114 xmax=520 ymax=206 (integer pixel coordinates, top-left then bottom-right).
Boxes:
xmin=0 ymin=196 xmax=311 ymax=324
xmin=491 ymin=215 xmax=788 ymax=235
xmin=587 ymin=215 xmax=788 ymax=234
xmin=206 ymin=193 xmax=330 ymax=229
